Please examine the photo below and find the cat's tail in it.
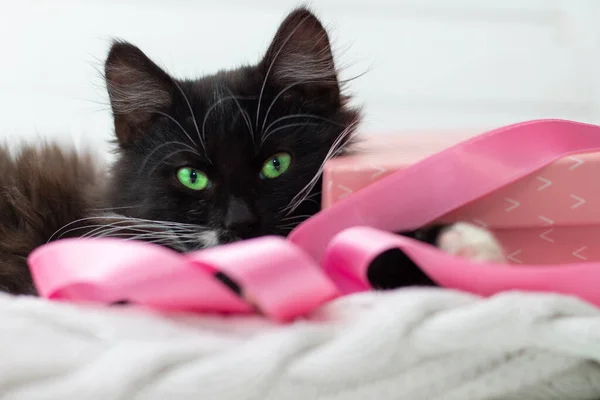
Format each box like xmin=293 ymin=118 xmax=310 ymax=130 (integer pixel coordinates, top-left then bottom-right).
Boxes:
xmin=0 ymin=144 xmax=106 ymax=294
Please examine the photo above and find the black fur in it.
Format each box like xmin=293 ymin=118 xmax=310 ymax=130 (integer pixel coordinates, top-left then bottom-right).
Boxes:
xmin=369 ymin=226 xmax=445 ymax=289
xmin=0 ymin=7 xmax=444 ymax=295
xmin=105 ymin=7 xmax=360 ymax=245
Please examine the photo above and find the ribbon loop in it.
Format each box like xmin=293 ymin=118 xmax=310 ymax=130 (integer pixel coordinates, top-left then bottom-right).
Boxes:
xmin=186 ymin=237 xmax=339 ymax=321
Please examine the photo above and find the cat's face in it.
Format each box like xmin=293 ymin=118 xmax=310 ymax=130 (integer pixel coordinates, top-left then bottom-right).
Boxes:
xmin=104 ymin=8 xmax=359 ymax=250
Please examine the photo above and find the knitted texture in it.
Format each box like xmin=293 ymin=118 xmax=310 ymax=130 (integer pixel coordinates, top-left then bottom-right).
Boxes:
xmin=2 ymin=289 xmax=600 ymax=399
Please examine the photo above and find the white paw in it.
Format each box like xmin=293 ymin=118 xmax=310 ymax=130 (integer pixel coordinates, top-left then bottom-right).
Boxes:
xmin=436 ymin=222 xmax=506 ymax=263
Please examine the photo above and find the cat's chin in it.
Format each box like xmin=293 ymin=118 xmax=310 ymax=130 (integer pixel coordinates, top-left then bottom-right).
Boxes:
xmin=198 ymin=230 xmax=222 ymax=248
xmin=171 ymin=229 xmax=225 ymax=253
xmin=212 ymin=231 xmax=242 ymax=245
xmin=183 ymin=228 xmax=288 ymax=252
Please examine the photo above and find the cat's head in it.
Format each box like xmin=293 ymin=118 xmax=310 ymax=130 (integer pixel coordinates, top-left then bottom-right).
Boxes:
xmin=104 ymin=7 xmax=360 ymax=250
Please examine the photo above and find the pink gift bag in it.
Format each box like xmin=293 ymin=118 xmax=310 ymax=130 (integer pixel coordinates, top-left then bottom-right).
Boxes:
xmin=323 ymin=129 xmax=600 ymax=265
xmin=27 ymin=119 xmax=600 ymax=322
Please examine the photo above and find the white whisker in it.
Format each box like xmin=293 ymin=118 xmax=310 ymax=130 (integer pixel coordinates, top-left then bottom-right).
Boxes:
xmin=261 ymin=122 xmax=320 ymax=145
xmin=82 ymin=223 xmax=178 ymax=239
xmin=91 ymin=205 xmax=140 ymax=212
xmin=201 ymin=95 xmax=256 ymax=146
xmin=262 ymin=113 xmax=345 ymax=138
xmin=48 ymin=214 xmax=205 ymax=243
xmin=277 ymin=223 xmax=304 ymax=229
xmin=259 ymin=72 xmax=366 ymax=138
xmin=280 ymin=119 xmax=359 ymax=216
xmin=146 ymin=148 xmax=201 ymax=176
xmin=280 ymin=214 xmax=313 ymax=222
xmin=224 ymin=87 xmax=254 ymax=140
xmin=172 ymin=80 xmax=208 ymax=157
xmin=153 ymin=110 xmax=198 ymax=147
xmin=138 ymin=141 xmax=199 ymax=174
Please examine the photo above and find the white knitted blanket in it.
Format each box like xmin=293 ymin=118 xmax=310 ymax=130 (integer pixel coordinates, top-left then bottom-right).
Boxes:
xmin=2 ymin=288 xmax=600 ymax=400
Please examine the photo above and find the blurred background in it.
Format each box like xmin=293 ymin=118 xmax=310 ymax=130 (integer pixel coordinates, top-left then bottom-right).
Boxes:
xmin=1 ymin=0 xmax=599 ymax=155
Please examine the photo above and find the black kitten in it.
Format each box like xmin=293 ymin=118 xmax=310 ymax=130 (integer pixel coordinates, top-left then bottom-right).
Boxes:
xmin=0 ymin=7 xmax=504 ymax=295
xmin=104 ymin=8 xmax=359 ymax=248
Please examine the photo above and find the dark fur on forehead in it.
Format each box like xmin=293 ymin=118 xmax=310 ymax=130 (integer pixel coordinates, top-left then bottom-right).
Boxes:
xmin=104 ymin=7 xmax=360 ymax=243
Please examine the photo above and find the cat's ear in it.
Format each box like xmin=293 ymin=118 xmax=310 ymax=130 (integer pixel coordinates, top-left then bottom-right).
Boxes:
xmin=104 ymin=41 xmax=174 ymax=144
xmin=262 ymin=8 xmax=340 ymax=103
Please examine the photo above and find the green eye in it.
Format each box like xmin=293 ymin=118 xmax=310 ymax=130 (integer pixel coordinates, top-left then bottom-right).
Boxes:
xmin=260 ymin=152 xmax=292 ymax=179
xmin=177 ymin=167 xmax=211 ymax=190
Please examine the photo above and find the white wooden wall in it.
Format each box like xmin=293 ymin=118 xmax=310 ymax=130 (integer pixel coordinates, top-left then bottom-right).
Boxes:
xmin=1 ymin=0 xmax=599 ymax=154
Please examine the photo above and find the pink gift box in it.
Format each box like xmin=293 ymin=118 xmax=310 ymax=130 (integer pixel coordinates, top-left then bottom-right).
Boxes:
xmin=323 ymin=133 xmax=600 ymax=265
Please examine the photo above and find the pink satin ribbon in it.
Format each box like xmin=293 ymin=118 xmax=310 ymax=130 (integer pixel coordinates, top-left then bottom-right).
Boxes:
xmin=28 ymin=120 xmax=600 ymax=321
